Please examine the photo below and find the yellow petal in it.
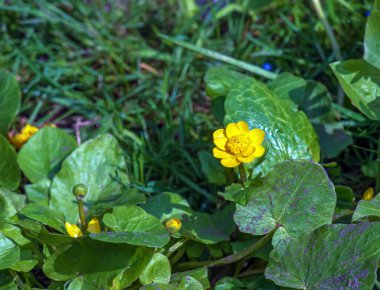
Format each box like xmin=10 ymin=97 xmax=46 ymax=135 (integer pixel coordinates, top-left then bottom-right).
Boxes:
xmin=226 ymin=123 xmax=241 ymax=138
xmin=363 ymin=187 xmax=374 ymax=201
xmin=247 ymin=128 xmax=265 ymax=145
xmin=213 ymin=128 xmax=226 ymax=139
xmin=240 ymin=145 xmax=255 ymax=157
xmin=213 ymin=147 xmax=234 ymax=159
xmin=238 ymin=153 xmax=256 ymax=163
xmin=221 ymin=157 xmax=241 ymax=168
xmin=65 ymin=222 xmax=83 ymax=238
xmin=164 ymin=218 xmax=182 ymax=233
xmin=87 ymin=217 xmax=101 ymax=234
xmin=236 ymin=121 xmax=249 ymax=133
xmin=253 ymin=145 xmax=265 ymax=157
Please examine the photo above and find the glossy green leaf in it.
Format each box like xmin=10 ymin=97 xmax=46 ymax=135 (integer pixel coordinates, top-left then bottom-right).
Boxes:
xmin=142 ymin=192 xmax=192 ymax=222
xmin=204 ymin=66 xmax=248 ymax=98
xmin=43 ymin=237 xmax=140 ymax=281
xmin=234 ymin=160 xmax=336 ymax=253
xmin=266 ymin=223 xmax=380 ymax=289
xmin=18 ymin=127 xmax=77 ymax=183
xmin=0 ymin=223 xmax=30 ymax=246
xmin=21 ymin=204 xmax=66 ymax=233
xmin=224 ymin=77 xmax=320 ymax=173
xmin=10 ymin=250 xmax=38 ymax=272
xmin=0 ymin=189 xmax=25 ymax=219
xmin=25 ymin=178 xmax=50 ymax=206
xmin=0 ymin=70 xmax=21 ymax=135
xmin=198 ymin=151 xmax=227 ymax=186
xmin=352 ymin=194 xmax=380 ymax=222
xmin=112 ymin=247 xmax=154 ymax=290
xmin=0 ymin=135 xmax=21 ymax=190
xmin=140 ymin=253 xmax=171 ymax=285
xmin=171 ymin=268 xmax=210 ymax=289
xmin=90 ymin=206 xmax=170 ymax=248
xmin=364 ymin=0 xmax=380 ymax=69
xmin=49 ymin=134 xmax=129 ymax=223
xmin=0 ymin=233 xmax=20 ymax=270
xmin=182 ymin=204 xmax=235 ymax=244
xmin=331 ymin=59 xmax=380 ymax=120
xmin=335 ymin=185 xmax=354 ymax=210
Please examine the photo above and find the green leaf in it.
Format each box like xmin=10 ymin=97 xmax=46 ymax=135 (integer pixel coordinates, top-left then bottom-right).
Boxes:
xmin=171 ymin=268 xmax=210 ymax=289
xmin=142 ymin=192 xmax=192 ymax=222
xmin=352 ymin=194 xmax=380 ymax=222
xmin=90 ymin=206 xmax=170 ymax=248
xmin=224 ymin=77 xmax=320 ymax=173
xmin=182 ymin=204 xmax=235 ymax=244
xmin=43 ymin=237 xmax=142 ymax=282
xmin=361 ymin=161 xmax=377 ymax=178
xmin=364 ymin=0 xmax=380 ymax=69
xmin=0 ymin=70 xmax=21 ymax=135
xmin=234 ymin=160 xmax=336 ymax=253
xmin=268 ymin=73 xmax=333 ymax=121
xmin=18 ymin=127 xmax=77 ymax=183
xmin=49 ymin=134 xmax=129 ymax=223
xmin=21 ymin=204 xmax=66 ymax=233
xmin=198 ymin=151 xmax=227 ymax=186
xmin=10 ymin=250 xmax=38 ymax=272
xmin=140 ymin=253 xmax=171 ymax=285
xmin=0 ymin=223 xmax=30 ymax=246
xmin=335 ymin=185 xmax=354 ymax=210
xmin=266 ymin=223 xmax=380 ymax=289
xmin=0 ymin=233 xmax=20 ymax=270
xmin=0 ymin=135 xmax=21 ymax=190
xmin=330 ymin=59 xmax=380 ymax=120
xmin=205 ymin=67 xmax=248 ymax=98
xmin=0 ymin=188 xmax=25 ymax=219
xmin=0 ymin=270 xmax=18 ymax=290
xmin=25 ymin=178 xmax=50 ymax=206
xmin=111 ymin=247 xmax=154 ymax=290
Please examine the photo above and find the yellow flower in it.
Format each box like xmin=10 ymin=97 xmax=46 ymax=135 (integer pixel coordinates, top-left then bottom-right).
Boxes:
xmin=65 ymin=222 xmax=83 ymax=238
xmin=9 ymin=124 xmax=39 ymax=149
xmin=363 ymin=187 xmax=374 ymax=201
xmin=164 ymin=218 xmax=182 ymax=233
xmin=87 ymin=217 xmax=101 ymax=234
xmin=212 ymin=121 xmax=265 ymax=168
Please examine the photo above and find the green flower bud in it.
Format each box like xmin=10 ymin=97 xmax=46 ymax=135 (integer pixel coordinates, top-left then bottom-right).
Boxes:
xmin=72 ymin=184 xmax=88 ymax=199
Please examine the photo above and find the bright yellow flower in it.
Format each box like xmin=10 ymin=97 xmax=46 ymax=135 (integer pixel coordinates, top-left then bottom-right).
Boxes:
xmin=87 ymin=217 xmax=101 ymax=234
xmin=9 ymin=124 xmax=39 ymax=149
xmin=363 ymin=187 xmax=374 ymax=201
xmin=164 ymin=218 xmax=182 ymax=233
xmin=65 ymin=222 xmax=83 ymax=238
xmin=212 ymin=121 xmax=265 ymax=168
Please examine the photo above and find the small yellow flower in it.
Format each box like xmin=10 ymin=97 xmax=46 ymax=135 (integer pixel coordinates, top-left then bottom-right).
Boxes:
xmin=164 ymin=218 xmax=182 ymax=233
xmin=363 ymin=187 xmax=374 ymax=201
xmin=9 ymin=124 xmax=39 ymax=149
xmin=212 ymin=121 xmax=265 ymax=168
xmin=65 ymin=222 xmax=83 ymax=238
xmin=87 ymin=217 xmax=101 ymax=234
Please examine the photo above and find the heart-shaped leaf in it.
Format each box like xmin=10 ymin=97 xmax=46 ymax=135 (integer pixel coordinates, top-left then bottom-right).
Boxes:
xmin=18 ymin=127 xmax=77 ymax=183
xmin=90 ymin=206 xmax=170 ymax=248
xmin=140 ymin=253 xmax=171 ymax=285
xmin=266 ymin=223 xmax=380 ymax=289
xmin=234 ymin=160 xmax=336 ymax=253
xmin=224 ymin=77 xmax=320 ymax=173
xmin=49 ymin=134 xmax=129 ymax=223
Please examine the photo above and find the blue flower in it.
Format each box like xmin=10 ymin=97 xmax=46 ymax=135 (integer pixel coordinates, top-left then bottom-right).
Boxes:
xmin=262 ymin=62 xmax=274 ymax=71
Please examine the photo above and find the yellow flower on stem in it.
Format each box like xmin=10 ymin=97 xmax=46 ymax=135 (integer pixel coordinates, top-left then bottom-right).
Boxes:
xmin=9 ymin=124 xmax=39 ymax=149
xmin=164 ymin=218 xmax=182 ymax=234
xmin=65 ymin=222 xmax=83 ymax=238
xmin=363 ymin=187 xmax=374 ymax=201
xmin=212 ymin=121 xmax=265 ymax=168
xmin=87 ymin=217 xmax=101 ymax=234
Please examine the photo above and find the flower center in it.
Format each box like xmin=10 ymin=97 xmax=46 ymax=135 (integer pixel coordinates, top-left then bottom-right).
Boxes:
xmin=226 ymin=135 xmax=250 ymax=155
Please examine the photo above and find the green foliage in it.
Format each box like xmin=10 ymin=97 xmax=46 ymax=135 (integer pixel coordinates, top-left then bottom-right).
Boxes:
xmin=364 ymin=0 xmax=380 ymax=69
xmin=0 ymin=70 xmax=20 ymax=135
xmin=0 ymin=135 xmax=21 ymax=190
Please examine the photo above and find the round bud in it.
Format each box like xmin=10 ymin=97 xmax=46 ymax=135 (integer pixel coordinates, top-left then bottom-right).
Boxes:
xmin=164 ymin=218 xmax=182 ymax=234
xmin=72 ymin=184 xmax=88 ymax=199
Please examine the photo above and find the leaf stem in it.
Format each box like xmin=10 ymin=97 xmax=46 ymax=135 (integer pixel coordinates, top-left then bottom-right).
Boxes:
xmin=78 ymin=199 xmax=87 ymax=231
xmin=376 ymin=136 xmax=380 ymax=194
xmin=238 ymin=163 xmax=246 ymax=189
xmin=176 ymin=227 xmax=276 ymax=270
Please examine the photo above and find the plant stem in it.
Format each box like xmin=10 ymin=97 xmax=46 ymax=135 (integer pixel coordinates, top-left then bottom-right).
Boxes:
xmin=166 ymin=238 xmax=189 ymax=258
xmin=78 ymin=199 xmax=86 ymax=231
xmin=176 ymin=227 xmax=276 ymax=270
xmin=238 ymin=163 xmax=247 ymax=189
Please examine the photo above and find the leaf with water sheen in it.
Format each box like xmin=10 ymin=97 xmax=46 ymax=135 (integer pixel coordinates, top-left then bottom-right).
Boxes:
xmin=224 ymin=77 xmax=320 ymax=173
xmin=234 ymin=160 xmax=336 ymax=253
xmin=266 ymin=223 xmax=380 ymax=289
